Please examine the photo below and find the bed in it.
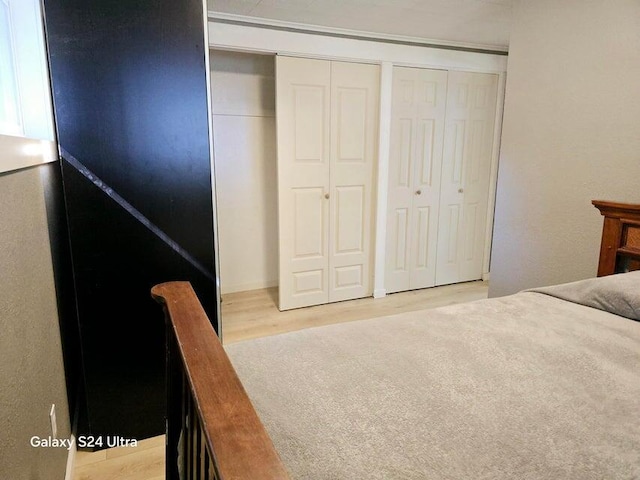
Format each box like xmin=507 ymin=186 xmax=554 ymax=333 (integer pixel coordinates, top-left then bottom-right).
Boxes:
xmin=152 ymin=200 xmax=640 ymax=480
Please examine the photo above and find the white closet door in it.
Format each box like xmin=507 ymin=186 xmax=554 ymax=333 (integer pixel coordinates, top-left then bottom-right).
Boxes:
xmin=436 ymin=71 xmax=499 ymax=285
xmin=276 ymin=56 xmax=331 ymax=310
xmin=386 ymin=67 xmax=448 ymax=293
xmin=329 ymin=61 xmax=379 ymax=302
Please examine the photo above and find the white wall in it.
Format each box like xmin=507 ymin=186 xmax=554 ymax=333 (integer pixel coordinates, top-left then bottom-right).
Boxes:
xmin=211 ymin=50 xmax=279 ymax=294
xmin=489 ymin=0 xmax=640 ymax=297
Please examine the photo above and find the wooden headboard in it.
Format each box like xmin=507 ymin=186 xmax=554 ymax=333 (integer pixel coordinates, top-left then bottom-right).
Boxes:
xmin=593 ymin=200 xmax=640 ymax=276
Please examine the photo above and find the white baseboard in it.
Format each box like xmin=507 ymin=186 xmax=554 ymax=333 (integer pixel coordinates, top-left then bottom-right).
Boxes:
xmin=64 ymin=434 xmax=76 ymax=480
xmin=64 ymin=390 xmax=80 ymax=480
xmin=482 ymin=272 xmax=491 ymax=282
xmin=373 ymin=288 xmax=387 ymax=299
xmin=220 ymin=279 xmax=278 ymax=295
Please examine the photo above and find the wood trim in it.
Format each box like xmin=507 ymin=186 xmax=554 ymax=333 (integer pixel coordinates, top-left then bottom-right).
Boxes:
xmin=596 ymin=217 xmax=621 ymax=276
xmin=592 ymin=200 xmax=640 ymax=219
xmin=152 ymin=281 xmax=290 ymax=480
xmin=592 ymin=200 xmax=640 ymax=276
xmin=617 ymin=247 xmax=640 ymax=260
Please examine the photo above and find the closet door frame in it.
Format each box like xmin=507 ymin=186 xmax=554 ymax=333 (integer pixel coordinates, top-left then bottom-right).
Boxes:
xmin=207 ymin=33 xmax=507 ymax=300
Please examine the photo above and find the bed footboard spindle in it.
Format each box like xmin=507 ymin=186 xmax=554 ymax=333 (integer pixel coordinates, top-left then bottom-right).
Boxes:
xmin=152 ymin=281 xmax=290 ymax=480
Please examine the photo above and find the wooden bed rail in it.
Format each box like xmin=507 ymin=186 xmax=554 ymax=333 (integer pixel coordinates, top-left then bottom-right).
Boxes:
xmin=151 ymin=282 xmax=290 ymax=480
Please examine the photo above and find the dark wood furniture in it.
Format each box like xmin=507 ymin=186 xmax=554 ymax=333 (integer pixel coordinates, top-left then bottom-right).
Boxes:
xmin=152 ymin=282 xmax=289 ymax=480
xmin=593 ymin=200 xmax=640 ymax=276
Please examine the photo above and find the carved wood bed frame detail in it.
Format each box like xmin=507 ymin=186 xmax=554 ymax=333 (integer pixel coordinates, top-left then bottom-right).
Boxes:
xmin=152 ymin=200 xmax=640 ymax=479
xmin=151 ymin=282 xmax=290 ymax=480
xmin=593 ymin=200 xmax=640 ymax=276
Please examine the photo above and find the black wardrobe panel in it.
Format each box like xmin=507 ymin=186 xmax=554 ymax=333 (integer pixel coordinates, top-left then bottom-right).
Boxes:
xmin=62 ymin=160 xmax=216 ymax=438
xmin=42 ymin=0 xmax=217 ymax=439
xmin=43 ymin=0 xmax=214 ymax=269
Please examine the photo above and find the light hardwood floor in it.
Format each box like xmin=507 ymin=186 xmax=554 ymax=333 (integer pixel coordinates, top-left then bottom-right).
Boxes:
xmin=73 ymin=281 xmax=488 ymax=479
xmin=222 ymin=280 xmax=488 ymax=344
xmin=73 ymin=435 xmax=164 ymax=480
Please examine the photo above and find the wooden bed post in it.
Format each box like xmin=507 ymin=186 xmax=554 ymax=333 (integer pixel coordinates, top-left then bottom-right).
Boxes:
xmin=593 ymin=200 xmax=640 ymax=276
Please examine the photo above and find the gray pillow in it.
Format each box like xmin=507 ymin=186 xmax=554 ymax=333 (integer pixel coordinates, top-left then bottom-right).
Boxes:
xmin=527 ymin=270 xmax=640 ymax=321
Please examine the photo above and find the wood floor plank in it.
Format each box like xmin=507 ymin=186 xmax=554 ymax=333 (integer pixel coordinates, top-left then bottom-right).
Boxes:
xmin=222 ymin=281 xmax=488 ymax=344
xmin=74 ymin=450 xmax=107 ymax=467
xmin=105 ymin=435 xmax=165 ymax=460
xmin=74 ymin=444 xmax=164 ymax=480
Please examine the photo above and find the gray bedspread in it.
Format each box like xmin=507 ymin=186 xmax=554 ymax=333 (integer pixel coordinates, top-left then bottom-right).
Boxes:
xmin=225 ymin=273 xmax=640 ymax=479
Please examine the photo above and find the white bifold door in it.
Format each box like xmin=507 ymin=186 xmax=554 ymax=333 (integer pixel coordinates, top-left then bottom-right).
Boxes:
xmin=277 ymin=56 xmax=380 ymax=310
xmin=385 ymin=67 xmax=448 ymax=293
xmin=386 ymin=67 xmax=499 ymax=293
xmin=436 ymin=71 xmax=499 ymax=285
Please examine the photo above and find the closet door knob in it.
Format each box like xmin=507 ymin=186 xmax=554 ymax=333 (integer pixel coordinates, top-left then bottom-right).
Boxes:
xmin=415 ymin=190 xmax=422 ymax=195
xmin=458 ymin=188 xmax=464 ymax=193
xmin=325 ymin=193 xmax=330 ymax=199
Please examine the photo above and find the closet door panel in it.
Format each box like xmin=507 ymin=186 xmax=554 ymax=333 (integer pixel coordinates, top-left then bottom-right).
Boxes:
xmin=459 ymin=75 xmax=498 ymax=281
xmin=335 ymin=185 xmax=365 ymax=253
xmin=386 ymin=80 xmax=416 ymax=293
xmin=409 ymin=74 xmax=448 ymax=289
xmin=391 ymin=207 xmax=410 ymax=271
xmin=436 ymin=71 xmax=498 ymax=285
xmin=294 ymin=87 xmax=326 ymax=161
xmin=386 ymin=67 xmax=448 ymax=293
xmin=277 ymin=56 xmax=331 ymax=310
xmin=329 ymin=61 xmax=379 ymax=302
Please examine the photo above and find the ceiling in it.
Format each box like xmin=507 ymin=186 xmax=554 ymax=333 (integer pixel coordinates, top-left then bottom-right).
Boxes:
xmin=208 ymin=0 xmax=513 ymax=50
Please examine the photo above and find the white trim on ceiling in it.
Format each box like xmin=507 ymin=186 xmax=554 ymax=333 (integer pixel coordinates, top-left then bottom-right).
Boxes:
xmin=208 ymin=12 xmax=509 ymax=55
xmin=208 ymin=20 xmax=508 ymax=74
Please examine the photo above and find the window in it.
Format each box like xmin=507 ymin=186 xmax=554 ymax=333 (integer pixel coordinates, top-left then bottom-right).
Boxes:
xmin=0 ymin=0 xmax=23 ymax=136
xmin=0 ymin=0 xmax=56 ymax=174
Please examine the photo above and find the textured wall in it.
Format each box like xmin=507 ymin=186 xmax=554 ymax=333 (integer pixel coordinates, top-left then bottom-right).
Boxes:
xmin=489 ymin=0 xmax=640 ymax=297
xmin=0 ymin=166 xmax=70 ymax=479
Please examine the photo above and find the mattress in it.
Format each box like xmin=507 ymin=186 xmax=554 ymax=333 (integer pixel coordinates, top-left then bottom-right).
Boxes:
xmin=226 ymin=272 xmax=640 ymax=479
